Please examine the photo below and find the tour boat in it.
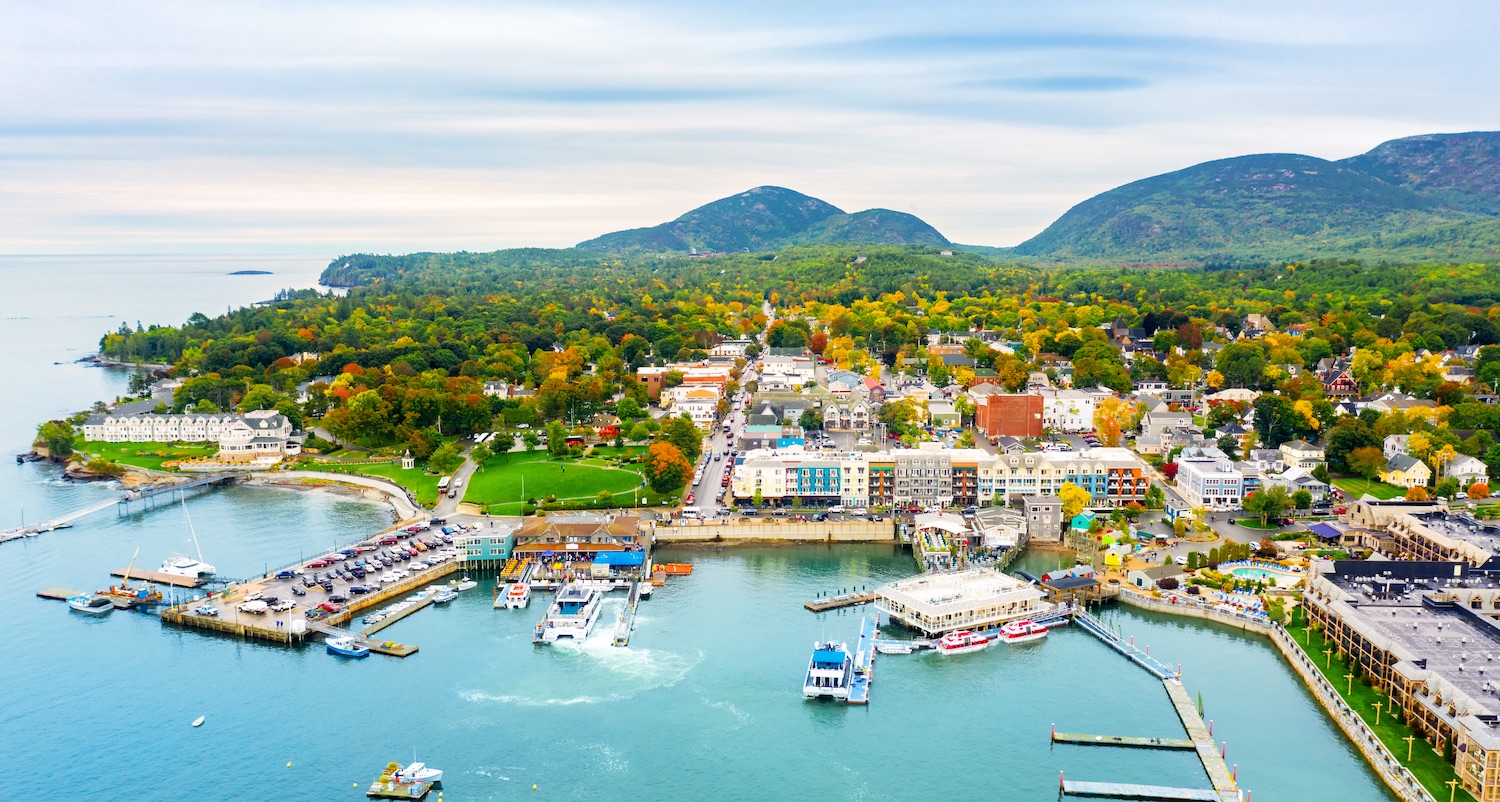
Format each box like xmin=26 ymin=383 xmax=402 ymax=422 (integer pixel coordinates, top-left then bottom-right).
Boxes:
xmin=326 ymin=637 xmax=371 ymax=658
xmin=935 ymin=630 xmax=991 ymax=655
xmin=396 ymin=762 xmax=443 ymax=784
xmin=496 ymin=582 xmax=531 ymax=609
xmin=1000 ymin=619 xmax=1050 ymax=645
xmin=431 ymin=587 xmax=458 ymax=604
xmin=533 ymin=582 xmax=603 ymax=643
xmin=875 ymin=641 xmax=913 ymax=655
xmin=803 ymin=641 xmax=853 ymax=700
xmin=67 ymin=595 xmax=114 ymax=615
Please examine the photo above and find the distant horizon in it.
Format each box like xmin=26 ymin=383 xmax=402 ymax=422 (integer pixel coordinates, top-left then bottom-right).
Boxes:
xmin=4 ymin=2 xmax=1497 ymax=253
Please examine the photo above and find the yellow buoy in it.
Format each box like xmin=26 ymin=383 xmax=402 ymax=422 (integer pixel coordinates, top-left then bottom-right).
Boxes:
xmin=533 ymin=785 xmax=539 ymax=790
xmin=286 ymin=762 xmax=292 ymax=768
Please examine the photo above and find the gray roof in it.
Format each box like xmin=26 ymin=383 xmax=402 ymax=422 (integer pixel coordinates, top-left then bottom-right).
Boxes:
xmin=1386 ymin=454 xmax=1425 ymax=473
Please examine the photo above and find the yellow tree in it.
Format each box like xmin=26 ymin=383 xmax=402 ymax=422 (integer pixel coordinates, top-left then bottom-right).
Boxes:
xmin=1059 ymin=482 xmax=1092 ymax=519
xmin=1430 ymin=444 xmax=1458 ymax=477
xmin=1406 ymin=432 xmax=1432 ymax=464
xmin=1093 ymin=396 xmax=1128 ymax=447
xmin=1206 ymin=370 xmax=1225 ymax=390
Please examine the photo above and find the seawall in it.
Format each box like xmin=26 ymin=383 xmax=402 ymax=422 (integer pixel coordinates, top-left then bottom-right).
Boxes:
xmin=654 ymin=520 xmax=896 ymax=543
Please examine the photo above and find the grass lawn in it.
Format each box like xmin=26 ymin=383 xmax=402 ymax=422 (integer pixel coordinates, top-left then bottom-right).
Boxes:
xmin=301 ymin=459 xmax=443 ymax=507
xmin=588 ymin=445 xmax=648 ymax=460
xmin=1287 ymin=613 xmax=1477 ymax=802
xmin=1333 ymin=476 xmax=1407 ymax=500
xmin=1233 ymin=518 xmax=1280 ymax=530
xmin=464 ymin=450 xmax=664 ymax=514
xmin=78 ymin=441 xmax=219 ymax=471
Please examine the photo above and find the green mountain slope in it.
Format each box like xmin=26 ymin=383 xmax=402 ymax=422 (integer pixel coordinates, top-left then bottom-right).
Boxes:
xmin=1340 ymin=131 xmax=1500 ymax=215
xmin=576 ymin=186 xmax=948 ymax=253
xmin=1013 ymin=149 xmax=1500 ymax=261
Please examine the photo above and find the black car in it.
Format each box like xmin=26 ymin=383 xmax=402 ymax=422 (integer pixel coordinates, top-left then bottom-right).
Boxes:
xmin=811 ymin=512 xmax=829 ymax=522
xmin=319 ymin=580 xmax=335 ymax=592
xmin=301 ymin=576 xmax=317 ymax=588
xmin=429 ymin=517 xmax=446 ymax=526
xmin=329 ymin=594 xmax=349 ymax=603
xmin=351 ymin=566 xmax=367 ymax=578
xmin=260 ymin=596 xmax=280 ymax=606
xmin=290 ymin=585 xmax=306 ymax=596
xmin=348 ymin=585 xmax=370 ymax=595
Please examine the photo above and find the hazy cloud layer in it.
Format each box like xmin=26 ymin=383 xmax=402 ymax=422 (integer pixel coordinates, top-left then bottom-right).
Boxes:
xmin=0 ymin=0 xmax=1496 ymax=253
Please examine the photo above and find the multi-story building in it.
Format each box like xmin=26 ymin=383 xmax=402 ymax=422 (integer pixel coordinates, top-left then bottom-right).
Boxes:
xmin=1040 ymin=389 xmax=1096 ymax=433
xmin=1176 ymin=447 xmax=1244 ymax=510
xmin=82 ymin=410 xmax=300 ymax=456
xmin=975 ymin=393 xmax=1044 ymax=438
xmin=895 ymin=448 xmax=953 ymax=509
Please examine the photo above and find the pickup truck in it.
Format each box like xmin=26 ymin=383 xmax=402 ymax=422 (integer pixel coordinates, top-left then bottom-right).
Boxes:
xmin=269 ymin=600 xmax=296 ymax=613
xmin=237 ymin=600 xmax=269 ymax=615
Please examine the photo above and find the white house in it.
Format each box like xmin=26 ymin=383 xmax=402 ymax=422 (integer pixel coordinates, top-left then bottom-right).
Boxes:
xmin=1176 ymin=449 xmax=1244 ymax=511
xmin=1261 ymin=467 xmax=1329 ymax=503
xmin=1041 ymin=389 xmax=1095 ymax=433
xmin=664 ymin=385 xmax=721 ymax=427
xmin=1446 ymin=454 xmax=1489 ymax=487
xmin=1279 ymin=440 xmax=1325 ymax=471
xmin=1383 ymin=434 xmax=1410 ymax=460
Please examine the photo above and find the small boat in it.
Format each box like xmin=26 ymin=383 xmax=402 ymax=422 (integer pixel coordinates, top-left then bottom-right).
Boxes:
xmin=159 ymin=555 xmax=217 ymax=579
xmin=875 ymin=641 xmax=913 ymax=655
xmin=327 ymin=637 xmax=371 ymax=658
xmin=803 ymin=640 xmax=853 ymax=700
xmin=432 ymin=588 xmax=458 ymax=604
xmin=192 ymin=715 xmax=205 ymax=728
xmin=935 ymin=630 xmax=991 ymax=656
xmin=455 ymin=576 xmax=477 ymax=591
xmin=1000 ymin=619 xmax=1050 ymax=645
xmin=497 ymin=582 xmax=531 ymax=609
xmin=396 ymin=762 xmax=443 ymax=784
xmin=67 ymin=595 xmax=114 ymax=615
xmin=637 ymin=582 xmax=654 ymax=599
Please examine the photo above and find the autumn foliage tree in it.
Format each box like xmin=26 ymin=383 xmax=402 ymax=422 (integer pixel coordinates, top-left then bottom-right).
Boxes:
xmin=1405 ymin=485 xmax=1430 ymax=502
xmin=1469 ymin=482 xmax=1491 ymax=500
xmin=1348 ymin=447 xmax=1387 ymax=480
xmin=643 ymin=442 xmax=691 ymax=493
xmin=1059 ymin=482 xmax=1091 ymax=519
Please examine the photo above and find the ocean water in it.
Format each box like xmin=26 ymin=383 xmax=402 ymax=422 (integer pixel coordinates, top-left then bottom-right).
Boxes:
xmin=0 ymin=255 xmax=1397 ymax=800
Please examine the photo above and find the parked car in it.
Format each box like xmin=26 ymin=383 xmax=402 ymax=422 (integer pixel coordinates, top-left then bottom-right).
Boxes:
xmin=290 ymin=584 xmax=306 ymax=596
xmin=318 ymin=602 xmax=341 ymax=613
xmin=328 ymin=594 xmax=349 ymax=604
xmin=269 ymin=600 xmax=296 ymax=613
xmin=238 ymin=600 xmax=269 ymax=614
xmin=274 ymin=570 xmax=296 ymax=580
xmin=348 ymin=585 xmax=371 ymax=595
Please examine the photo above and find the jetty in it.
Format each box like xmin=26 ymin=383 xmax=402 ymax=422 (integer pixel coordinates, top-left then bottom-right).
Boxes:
xmin=36 ymin=587 xmax=86 ymax=601
xmin=613 ymin=579 xmax=643 ymax=647
xmin=1059 ymin=779 xmax=1220 ymax=800
xmin=358 ymin=593 xmax=437 ymax=637
xmin=847 ymin=615 xmax=877 ymax=705
xmin=1051 ymin=730 xmax=1195 ymax=751
xmin=804 ymin=589 xmax=875 ymax=612
xmin=3 ymin=474 xmax=238 ymax=546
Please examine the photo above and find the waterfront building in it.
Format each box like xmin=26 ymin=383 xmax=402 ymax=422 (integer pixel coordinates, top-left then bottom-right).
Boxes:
xmin=874 ymin=568 xmax=1053 ymax=637
xmin=1022 ymin=495 xmax=1063 ymax=542
xmin=511 ymin=512 xmax=650 ymax=578
xmin=1304 ymin=560 xmax=1500 ymax=800
xmin=82 ymin=409 xmax=300 ymax=456
xmin=1349 ymin=502 xmax=1500 ymax=569
xmin=458 ymin=526 xmax=516 ymax=567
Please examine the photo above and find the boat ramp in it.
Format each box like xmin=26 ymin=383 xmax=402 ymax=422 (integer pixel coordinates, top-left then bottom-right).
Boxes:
xmin=846 ymin=615 xmax=877 ymax=705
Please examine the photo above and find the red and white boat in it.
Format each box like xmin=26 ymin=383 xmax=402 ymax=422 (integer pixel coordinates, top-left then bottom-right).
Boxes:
xmin=1000 ymin=619 xmax=1049 ymax=645
xmin=935 ymin=630 xmax=991 ymax=655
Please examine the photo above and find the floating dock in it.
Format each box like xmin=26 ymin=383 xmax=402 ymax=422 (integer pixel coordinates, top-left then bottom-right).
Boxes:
xmin=1060 ymin=780 xmax=1220 ymax=801
xmin=110 ymin=568 xmax=205 ymax=588
xmin=847 ymin=615 xmax=877 ymax=705
xmin=804 ymin=590 xmax=875 ymax=612
xmin=1051 ymin=731 xmax=1195 ymax=750
xmin=358 ymin=593 xmax=437 ymax=637
xmin=613 ymin=580 xmax=642 ymax=647
xmin=36 ymin=587 xmax=85 ymax=601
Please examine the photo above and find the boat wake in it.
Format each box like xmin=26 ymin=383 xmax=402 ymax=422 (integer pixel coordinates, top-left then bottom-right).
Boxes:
xmin=702 ymin=698 xmax=752 ymax=727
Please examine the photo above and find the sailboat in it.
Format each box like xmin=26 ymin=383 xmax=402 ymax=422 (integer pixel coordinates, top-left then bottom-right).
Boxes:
xmin=160 ymin=497 xmax=216 ymax=579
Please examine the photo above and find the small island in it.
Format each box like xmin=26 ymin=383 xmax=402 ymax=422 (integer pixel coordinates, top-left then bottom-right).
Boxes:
xmin=228 ymin=269 xmax=273 ymax=275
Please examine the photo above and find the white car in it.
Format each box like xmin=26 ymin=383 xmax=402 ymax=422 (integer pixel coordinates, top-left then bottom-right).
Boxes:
xmin=270 ymin=600 xmax=296 ymax=613
xmin=828 ymin=505 xmax=845 ymax=514
xmin=379 ymin=573 xmax=398 ymax=584
xmin=850 ymin=508 xmax=868 ymax=517
xmin=391 ymin=569 xmax=408 ymax=580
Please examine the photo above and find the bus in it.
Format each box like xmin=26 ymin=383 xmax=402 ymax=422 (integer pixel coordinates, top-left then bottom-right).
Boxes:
xmin=438 ymin=476 xmax=452 ymax=492
xmin=681 ymin=506 xmax=703 ymax=520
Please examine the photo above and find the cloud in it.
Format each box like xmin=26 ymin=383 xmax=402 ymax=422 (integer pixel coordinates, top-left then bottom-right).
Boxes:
xmin=965 ymin=75 xmax=1150 ymax=93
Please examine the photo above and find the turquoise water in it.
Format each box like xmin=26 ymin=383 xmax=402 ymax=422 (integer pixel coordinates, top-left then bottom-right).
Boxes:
xmin=0 ymin=256 xmax=1399 ymax=800
xmin=1230 ymin=567 xmax=1296 ymax=582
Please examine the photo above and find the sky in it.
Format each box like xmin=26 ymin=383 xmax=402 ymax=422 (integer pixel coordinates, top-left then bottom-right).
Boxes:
xmin=1 ymin=0 xmax=1497 ymax=255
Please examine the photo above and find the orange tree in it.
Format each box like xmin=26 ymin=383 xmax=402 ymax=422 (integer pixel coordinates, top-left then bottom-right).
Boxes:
xmin=643 ymin=442 xmax=692 ymax=493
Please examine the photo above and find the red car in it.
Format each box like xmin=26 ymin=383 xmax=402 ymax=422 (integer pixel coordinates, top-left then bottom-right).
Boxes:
xmin=318 ymin=602 xmax=341 ymax=613
xmin=685 ymin=493 xmax=696 ymax=504
xmin=306 ymin=558 xmax=332 ymax=569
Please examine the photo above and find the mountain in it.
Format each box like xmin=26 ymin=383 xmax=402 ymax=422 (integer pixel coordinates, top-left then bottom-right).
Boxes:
xmin=576 ymin=186 xmax=949 ymax=253
xmin=1014 ymin=132 xmax=1500 ymax=261
xmin=1340 ymin=131 xmax=1500 ymax=215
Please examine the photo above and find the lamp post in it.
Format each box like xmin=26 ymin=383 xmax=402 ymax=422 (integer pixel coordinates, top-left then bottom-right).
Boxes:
xmin=1372 ymin=701 xmax=1383 ymax=726
xmin=1446 ymin=779 xmax=1459 ymax=802
xmin=1324 ymin=648 xmax=1334 ymax=668
xmin=1403 ymin=736 xmax=1416 ymax=763
xmin=1345 ymin=673 xmax=1356 ymax=697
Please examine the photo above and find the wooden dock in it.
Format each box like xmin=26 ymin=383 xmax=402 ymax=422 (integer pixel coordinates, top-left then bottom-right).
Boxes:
xmin=1052 ymin=732 xmax=1195 ymax=750
xmin=368 ymin=641 xmax=419 ymax=658
xmin=36 ymin=587 xmax=86 ymax=601
xmin=1060 ymin=780 xmax=1220 ymax=800
xmin=804 ymin=590 xmax=875 ymax=612
xmin=110 ymin=568 xmax=204 ymax=588
xmin=1162 ymin=679 xmax=1241 ymax=801
xmin=358 ymin=593 xmax=437 ymax=637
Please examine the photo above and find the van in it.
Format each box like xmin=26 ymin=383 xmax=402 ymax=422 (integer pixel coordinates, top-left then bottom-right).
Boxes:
xmin=681 ymin=506 xmax=703 ymax=520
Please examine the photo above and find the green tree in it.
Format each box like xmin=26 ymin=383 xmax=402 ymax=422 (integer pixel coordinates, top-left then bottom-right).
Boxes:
xmin=547 ymin=421 xmax=569 ymax=459
xmin=1243 ymin=485 xmax=1292 ymax=527
xmin=1348 ymin=446 xmax=1387 ymax=481
xmin=1434 ymin=476 xmax=1461 ymax=500
xmin=1291 ymin=488 xmax=1312 ymax=510
xmin=661 ymin=415 xmax=703 ymax=462
xmin=1144 ymin=484 xmax=1165 ymax=510
xmin=429 ymin=442 xmax=462 ymax=475
xmin=523 ymin=431 xmax=541 ymax=451
xmin=617 ymin=397 xmax=644 ymax=420
xmin=35 ymin=420 xmax=75 ymax=458
xmin=798 ymin=409 xmax=823 ymax=431
xmin=470 ymin=441 xmax=493 ymax=471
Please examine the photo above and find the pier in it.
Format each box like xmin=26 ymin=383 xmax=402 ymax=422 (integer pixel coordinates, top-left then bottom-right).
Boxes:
xmin=847 ymin=615 xmax=877 ymax=705
xmin=1072 ymin=608 xmax=1178 ymax=680
xmin=358 ymin=593 xmax=437 ymax=637
xmin=109 ymin=567 xmax=204 ymax=588
xmin=613 ymin=579 xmax=643 ymax=647
xmin=803 ymin=589 xmax=875 ymax=612
xmin=1059 ymin=780 xmax=1220 ymax=801
xmin=308 ymin=620 xmax=419 ymax=657
xmin=1051 ymin=731 xmax=1195 ymax=750
xmin=3 ymin=474 xmax=238 ymax=546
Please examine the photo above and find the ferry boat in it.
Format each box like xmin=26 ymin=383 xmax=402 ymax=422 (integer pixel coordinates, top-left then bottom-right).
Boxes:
xmin=803 ymin=641 xmax=853 ymax=700
xmin=533 ymin=582 xmax=603 ymax=643
xmin=935 ymin=630 xmax=991 ymax=656
xmin=496 ymin=582 xmax=531 ymax=609
xmin=326 ymin=637 xmax=371 ymax=658
xmin=67 ymin=595 xmax=114 ymax=615
xmin=1000 ymin=619 xmax=1049 ymax=645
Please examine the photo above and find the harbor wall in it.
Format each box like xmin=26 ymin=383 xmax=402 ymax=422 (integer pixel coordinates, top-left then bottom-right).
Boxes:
xmin=1114 ymin=590 xmax=1273 ymax=635
xmin=254 ymin=470 xmax=422 ymax=521
xmin=653 ymin=520 xmax=896 ymax=543
xmin=1268 ymin=626 xmax=1436 ymax=802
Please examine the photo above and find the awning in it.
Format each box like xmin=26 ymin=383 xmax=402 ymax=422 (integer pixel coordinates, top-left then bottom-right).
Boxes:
xmin=592 ymin=552 xmax=645 ymax=566
xmin=1309 ymin=523 xmax=1341 ymax=541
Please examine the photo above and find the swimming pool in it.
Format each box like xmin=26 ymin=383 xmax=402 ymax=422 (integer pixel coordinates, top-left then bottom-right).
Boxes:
xmin=1229 ymin=566 xmax=1300 ymax=585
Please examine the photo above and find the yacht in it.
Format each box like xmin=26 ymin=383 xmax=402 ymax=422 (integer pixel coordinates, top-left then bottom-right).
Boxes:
xmin=395 ymin=762 xmax=443 ymax=784
xmin=803 ymin=641 xmax=853 ymax=700
xmin=431 ymin=587 xmax=458 ymax=604
xmin=935 ymin=630 xmax=991 ymax=656
xmin=533 ymin=582 xmax=603 ymax=643
xmin=159 ymin=555 xmax=217 ymax=580
xmin=67 ymin=595 xmax=114 ymax=615
xmin=326 ymin=637 xmax=371 ymax=658
xmin=496 ymin=582 xmax=531 ymax=609
xmin=1000 ymin=620 xmax=1050 ymax=645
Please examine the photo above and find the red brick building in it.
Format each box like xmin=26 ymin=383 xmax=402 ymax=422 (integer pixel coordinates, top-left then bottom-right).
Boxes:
xmin=976 ymin=394 xmax=1044 ymax=438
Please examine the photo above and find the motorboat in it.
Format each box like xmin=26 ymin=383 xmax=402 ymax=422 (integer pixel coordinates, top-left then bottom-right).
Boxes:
xmin=159 ymin=555 xmax=217 ymax=579
xmin=803 ymin=641 xmax=853 ymax=700
xmin=455 ymin=576 xmax=477 ymax=591
xmin=533 ymin=582 xmax=603 ymax=643
xmin=496 ymin=582 xmax=531 ymax=609
xmin=67 ymin=595 xmax=114 ymax=615
xmin=935 ymin=630 xmax=991 ymax=656
xmin=326 ymin=637 xmax=371 ymax=658
xmin=875 ymin=641 xmax=913 ymax=655
xmin=431 ymin=588 xmax=458 ymax=604
xmin=396 ymin=762 xmax=443 ymax=784
xmin=1000 ymin=620 xmax=1050 ymax=645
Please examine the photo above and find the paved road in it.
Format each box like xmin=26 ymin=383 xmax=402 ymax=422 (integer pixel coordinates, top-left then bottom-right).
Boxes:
xmin=434 ymin=454 xmax=479 ymax=516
